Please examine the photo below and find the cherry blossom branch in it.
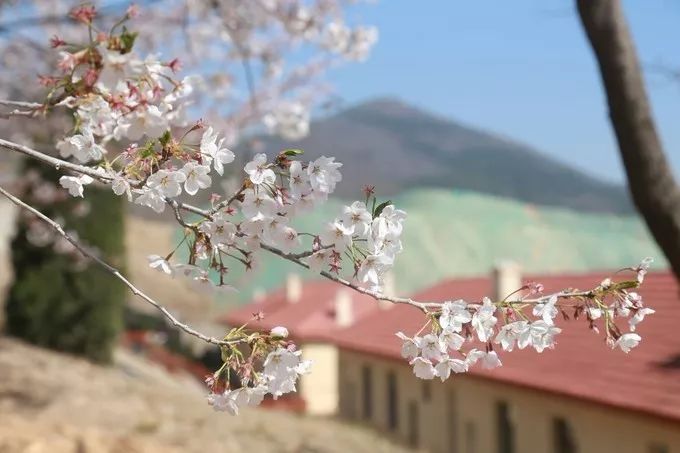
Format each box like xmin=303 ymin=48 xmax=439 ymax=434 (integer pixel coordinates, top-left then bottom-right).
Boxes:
xmin=0 ymin=138 xmax=113 ymax=182
xmin=0 ymin=184 xmax=240 ymax=347
xmin=0 ymin=100 xmax=45 ymax=119
xmin=0 ymin=100 xmax=44 ymax=109
xmin=0 ymin=137 xmax=638 ymax=316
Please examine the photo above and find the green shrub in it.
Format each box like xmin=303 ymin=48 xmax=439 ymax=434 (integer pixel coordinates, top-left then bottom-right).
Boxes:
xmin=5 ymin=160 xmax=126 ymax=363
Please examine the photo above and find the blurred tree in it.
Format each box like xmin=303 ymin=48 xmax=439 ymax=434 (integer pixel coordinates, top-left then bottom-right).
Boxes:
xmin=577 ymin=0 xmax=680 ymax=281
xmin=5 ymin=159 xmax=125 ymax=363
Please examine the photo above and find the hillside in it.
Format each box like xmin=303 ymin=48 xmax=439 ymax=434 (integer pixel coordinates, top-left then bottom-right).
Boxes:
xmin=0 ymin=336 xmax=411 ymax=453
xmin=214 ymin=189 xmax=662 ymax=303
xmin=245 ymin=98 xmax=632 ymax=214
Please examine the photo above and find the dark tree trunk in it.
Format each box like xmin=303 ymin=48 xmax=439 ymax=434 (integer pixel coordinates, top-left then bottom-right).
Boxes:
xmin=577 ymin=0 xmax=680 ymax=281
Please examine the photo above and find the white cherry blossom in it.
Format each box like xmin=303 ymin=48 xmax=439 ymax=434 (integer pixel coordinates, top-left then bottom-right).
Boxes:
xmin=439 ymin=300 xmax=472 ymax=332
xmin=201 ymin=127 xmax=235 ymax=175
xmin=533 ymin=295 xmax=558 ymax=325
xmin=148 ymin=254 xmax=173 ymax=276
xmin=320 ymin=220 xmax=354 ymax=250
xmin=434 ymin=356 xmax=468 ymax=381
xmin=471 ymin=297 xmax=498 ymax=343
xmin=420 ymin=334 xmax=444 ymax=361
xmin=241 ymin=189 xmax=278 ymax=221
xmin=395 ymin=332 xmax=420 ymax=360
xmin=59 ymin=174 xmax=93 ymax=198
xmin=614 ymin=333 xmax=642 ymax=353
xmin=146 ymin=169 xmax=186 ymax=198
xmin=134 ymin=187 xmax=166 ymax=213
xmin=245 ymin=153 xmax=276 ymax=185
xmin=439 ymin=328 xmax=466 ymax=351
xmin=123 ymin=105 xmax=168 ymax=141
xmin=307 ymin=156 xmax=342 ymax=194
xmin=289 ymin=161 xmax=311 ymax=198
xmin=341 ymin=201 xmax=372 ymax=236
xmin=181 ymin=162 xmax=212 ymax=195
xmin=629 ymin=307 xmax=655 ymax=331
xmin=410 ymin=357 xmax=436 ymax=380
xmin=57 ymin=127 xmax=105 ymax=163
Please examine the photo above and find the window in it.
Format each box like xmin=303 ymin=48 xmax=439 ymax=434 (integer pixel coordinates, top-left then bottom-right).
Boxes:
xmin=496 ymin=401 xmax=515 ymax=453
xmin=422 ymin=381 xmax=431 ymax=402
xmin=553 ymin=417 xmax=578 ymax=453
xmin=465 ymin=421 xmax=477 ymax=453
xmin=361 ymin=365 xmax=373 ymax=419
xmin=408 ymin=400 xmax=419 ymax=447
xmin=387 ymin=371 xmax=398 ymax=431
xmin=448 ymin=390 xmax=459 ymax=453
xmin=341 ymin=379 xmax=357 ymax=419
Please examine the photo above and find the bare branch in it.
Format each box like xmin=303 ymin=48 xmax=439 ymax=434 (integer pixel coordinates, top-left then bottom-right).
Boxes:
xmin=0 ymin=100 xmax=44 ymax=109
xmin=0 ymin=138 xmax=113 ymax=182
xmin=0 ymin=184 xmax=238 ymax=347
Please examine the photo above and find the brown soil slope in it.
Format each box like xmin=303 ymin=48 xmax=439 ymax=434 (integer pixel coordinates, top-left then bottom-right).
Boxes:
xmin=0 ymin=337 xmax=410 ymax=453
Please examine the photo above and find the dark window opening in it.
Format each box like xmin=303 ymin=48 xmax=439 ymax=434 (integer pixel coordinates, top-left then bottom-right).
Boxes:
xmin=361 ymin=365 xmax=373 ymax=419
xmin=465 ymin=421 xmax=476 ymax=453
xmin=448 ymin=390 xmax=459 ymax=453
xmin=341 ymin=379 xmax=357 ymax=419
xmin=408 ymin=400 xmax=419 ymax=447
xmin=553 ymin=417 xmax=578 ymax=453
xmin=387 ymin=371 xmax=398 ymax=431
xmin=422 ymin=381 xmax=432 ymax=402
xmin=496 ymin=401 xmax=515 ymax=453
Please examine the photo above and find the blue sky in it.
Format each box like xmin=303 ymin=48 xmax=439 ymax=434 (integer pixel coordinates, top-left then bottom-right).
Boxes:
xmin=329 ymin=0 xmax=680 ymax=183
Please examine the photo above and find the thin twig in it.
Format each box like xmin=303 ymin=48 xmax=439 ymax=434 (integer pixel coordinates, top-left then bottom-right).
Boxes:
xmin=0 ymin=184 xmax=238 ymax=347
xmin=0 ymin=100 xmax=44 ymax=109
xmin=260 ymin=244 xmax=435 ymax=313
xmin=0 ymin=138 xmax=113 ymax=182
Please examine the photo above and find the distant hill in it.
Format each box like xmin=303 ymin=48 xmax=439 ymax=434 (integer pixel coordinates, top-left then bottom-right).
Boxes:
xmin=245 ymin=98 xmax=633 ymax=215
xmin=205 ymin=189 xmax=662 ymax=304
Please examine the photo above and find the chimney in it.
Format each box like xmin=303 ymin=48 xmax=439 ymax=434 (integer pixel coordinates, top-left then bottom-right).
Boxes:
xmin=378 ymin=272 xmax=395 ymax=310
xmin=335 ymin=290 xmax=354 ymax=327
xmin=492 ymin=260 xmax=522 ymax=302
xmin=286 ymin=273 xmax=302 ymax=303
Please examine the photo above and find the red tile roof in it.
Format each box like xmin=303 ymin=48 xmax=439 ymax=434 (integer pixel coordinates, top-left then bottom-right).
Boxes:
xmin=336 ymin=271 xmax=680 ymax=423
xmin=220 ymin=279 xmax=379 ymax=342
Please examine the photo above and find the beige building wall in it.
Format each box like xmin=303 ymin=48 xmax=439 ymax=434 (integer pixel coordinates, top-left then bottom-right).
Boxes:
xmin=339 ymin=349 xmax=680 ymax=453
xmin=300 ymin=342 xmax=339 ymax=415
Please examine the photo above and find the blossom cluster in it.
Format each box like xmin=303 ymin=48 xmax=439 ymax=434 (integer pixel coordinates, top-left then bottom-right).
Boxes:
xmin=396 ymin=258 xmax=655 ymax=381
xmin=207 ymin=325 xmax=311 ymax=415
xmin=36 ymin=6 xmax=394 ymax=412
xmin=0 ymin=1 xmax=379 ymax=147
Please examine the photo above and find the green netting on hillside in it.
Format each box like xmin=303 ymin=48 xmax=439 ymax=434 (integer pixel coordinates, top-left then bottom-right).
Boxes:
xmin=179 ymin=189 xmax=663 ymax=306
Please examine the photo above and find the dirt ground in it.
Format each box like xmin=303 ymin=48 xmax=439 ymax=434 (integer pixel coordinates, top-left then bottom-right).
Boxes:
xmin=0 ymin=336 xmax=412 ymax=453
xmin=0 ymin=207 xmax=412 ymax=452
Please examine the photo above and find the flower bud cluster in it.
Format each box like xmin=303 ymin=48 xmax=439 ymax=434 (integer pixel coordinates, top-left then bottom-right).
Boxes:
xmin=207 ymin=325 xmax=311 ymax=415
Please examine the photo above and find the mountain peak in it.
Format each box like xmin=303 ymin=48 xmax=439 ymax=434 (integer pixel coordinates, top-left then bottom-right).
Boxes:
xmin=341 ymin=97 xmax=437 ymax=120
xmin=249 ymin=98 xmax=633 ymax=214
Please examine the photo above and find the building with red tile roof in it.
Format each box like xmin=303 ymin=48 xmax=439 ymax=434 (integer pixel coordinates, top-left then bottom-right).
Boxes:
xmin=335 ymin=268 xmax=680 ymax=453
xmin=220 ymin=267 xmax=680 ymax=452
xmin=222 ymin=275 xmax=382 ymax=342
